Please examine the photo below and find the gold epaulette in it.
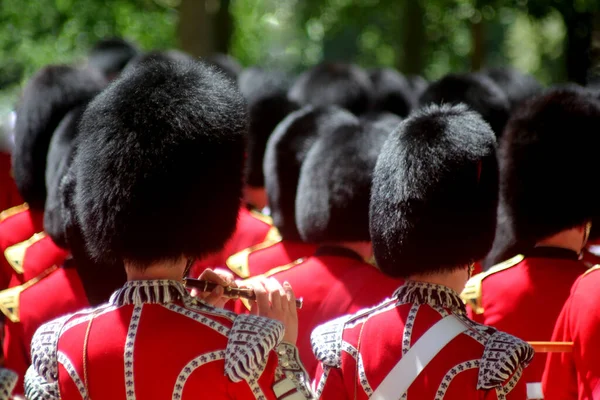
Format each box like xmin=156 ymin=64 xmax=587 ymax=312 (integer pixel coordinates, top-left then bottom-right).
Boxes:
xmin=237 ymin=257 xmax=307 ymax=310
xmin=582 ymin=264 xmax=600 ymax=277
xmin=460 ymin=254 xmax=524 ymax=314
xmin=4 ymin=232 xmax=46 ymax=274
xmin=0 ymin=203 xmax=28 ymax=223
xmin=249 ymin=210 xmax=273 ymax=226
xmin=225 ymin=227 xmax=282 ymax=278
xmin=0 ymin=265 xmax=58 ymax=323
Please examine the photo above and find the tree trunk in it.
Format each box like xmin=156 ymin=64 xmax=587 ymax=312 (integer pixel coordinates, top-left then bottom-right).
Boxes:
xmin=564 ymin=12 xmax=593 ymax=84
xmin=178 ymin=0 xmax=233 ymax=57
xmin=397 ymin=0 xmax=425 ymax=75
xmin=589 ymin=12 xmax=600 ymax=81
xmin=471 ymin=19 xmax=485 ymax=71
xmin=178 ymin=0 xmax=210 ymax=57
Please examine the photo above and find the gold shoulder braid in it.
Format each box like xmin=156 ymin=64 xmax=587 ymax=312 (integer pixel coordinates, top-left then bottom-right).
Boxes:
xmin=4 ymin=232 xmax=46 ymax=274
xmin=0 ymin=203 xmax=29 ymax=222
xmin=225 ymin=227 xmax=282 ymax=278
xmin=0 ymin=265 xmax=58 ymax=322
xmin=461 ymin=254 xmax=524 ymax=315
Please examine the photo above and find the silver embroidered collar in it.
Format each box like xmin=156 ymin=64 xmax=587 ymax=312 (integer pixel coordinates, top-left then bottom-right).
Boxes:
xmin=109 ymin=280 xmax=189 ymax=306
xmin=393 ymin=280 xmax=466 ymax=315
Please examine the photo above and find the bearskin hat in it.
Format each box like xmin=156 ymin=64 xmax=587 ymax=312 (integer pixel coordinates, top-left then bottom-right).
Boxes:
xmin=88 ymin=37 xmax=140 ymax=79
xmin=238 ymin=67 xmax=298 ymax=188
xmin=205 ymin=53 xmax=243 ymax=81
xmin=483 ymin=67 xmax=543 ymax=110
xmin=370 ymin=104 xmax=498 ymax=278
xmin=419 ymin=73 xmax=510 ymax=137
xmin=44 ymin=106 xmax=86 ymax=248
xmin=72 ymin=58 xmax=247 ymax=267
xmin=498 ymin=89 xmax=600 ymax=244
xmin=124 ymin=50 xmax=197 ymax=74
xmin=368 ymin=68 xmax=416 ymax=118
xmin=13 ymin=65 xmax=107 ymax=210
xmin=264 ymin=105 xmax=358 ymax=241
xmin=296 ymin=117 xmax=389 ymax=243
xmin=288 ymin=63 xmax=374 ymax=115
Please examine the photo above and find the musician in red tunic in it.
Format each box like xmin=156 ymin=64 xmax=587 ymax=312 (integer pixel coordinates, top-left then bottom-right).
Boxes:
xmin=25 ymin=57 xmax=312 ymax=400
xmin=0 ymin=64 xmax=106 ymax=290
xmin=461 ymin=90 xmax=600 ymax=395
xmin=311 ymin=104 xmax=533 ymax=399
xmin=542 ymin=266 xmax=600 ymax=400
xmin=225 ymin=107 xmax=363 ymax=279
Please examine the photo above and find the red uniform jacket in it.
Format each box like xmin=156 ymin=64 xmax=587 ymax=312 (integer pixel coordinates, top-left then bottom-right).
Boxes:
xmin=234 ymin=246 xmax=403 ymax=377
xmin=0 ymin=152 xmax=22 ymax=213
xmin=226 ymin=239 xmax=318 ymax=279
xmin=191 ymin=208 xmax=274 ymax=276
xmin=2 ymin=264 xmax=89 ymax=394
xmin=312 ymin=281 xmax=534 ymax=399
xmin=0 ymin=205 xmax=45 ymax=290
xmin=24 ymin=280 xmax=312 ymax=400
xmin=462 ymin=247 xmax=588 ymax=386
xmin=542 ymin=266 xmax=600 ymax=400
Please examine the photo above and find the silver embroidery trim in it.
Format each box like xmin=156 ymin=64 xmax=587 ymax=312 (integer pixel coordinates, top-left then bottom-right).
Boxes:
xmin=225 ymin=314 xmax=284 ymax=383
xmin=110 ymin=280 xmax=188 ymax=306
xmin=341 ymin=341 xmax=373 ymax=395
xmin=171 ymin=350 xmax=226 ymax=399
xmin=433 ymin=359 xmax=480 ymax=399
xmin=314 ymin=366 xmax=330 ymax=398
xmin=124 ymin=305 xmax=143 ymax=400
xmin=393 ymin=281 xmax=466 ymax=315
xmin=477 ymin=331 xmax=534 ymax=390
xmin=57 ymin=351 xmax=88 ymax=400
xmin=402 ymin=304 xmax=420 ymax=355
xmin=162 ymin=304 xmax=230 ymax=337
xmin=61 ymin=305 xmax=117 ymax=334
xmin=30 ymin=314 xmax=72 ymax=383
xmin=24 ymin=365 xmax=60 ymax=400
xmin=0 ymin=368 xmax=17 ymax=399
xmin=496 ymin=365 xmax=523 ymax=400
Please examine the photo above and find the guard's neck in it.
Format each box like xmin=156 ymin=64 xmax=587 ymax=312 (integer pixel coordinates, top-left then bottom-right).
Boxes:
xmin=322 ymin=241 xmax=373 ymax=260
xmin=536 ymin=227 xmax=586 ymax=254
xmin=408 ymin=267 xmax=469 ymax=294
xmin=125 ymin=258 xmax=187 ymax=281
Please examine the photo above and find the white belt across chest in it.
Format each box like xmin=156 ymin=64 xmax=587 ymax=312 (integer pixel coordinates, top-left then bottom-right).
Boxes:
xmin=370 ymin=314 xmax=468 ymax=400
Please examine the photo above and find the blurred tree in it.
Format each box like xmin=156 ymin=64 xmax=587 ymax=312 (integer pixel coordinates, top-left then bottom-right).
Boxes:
xmin=178 ymin=0 xmax=233 ymax=57
xmin=0 ymin=0 xmax=177 ymax=109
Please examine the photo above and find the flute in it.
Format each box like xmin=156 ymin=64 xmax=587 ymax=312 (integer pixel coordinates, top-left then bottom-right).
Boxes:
xmin=185 ymin=278 xmax=303 ymax=309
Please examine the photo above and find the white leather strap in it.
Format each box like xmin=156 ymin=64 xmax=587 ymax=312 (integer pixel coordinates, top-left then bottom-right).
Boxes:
xmin=370 ymin=314 xmax=468 ymax=400
xmin=527 ymin=382 xmax=543 ymax=399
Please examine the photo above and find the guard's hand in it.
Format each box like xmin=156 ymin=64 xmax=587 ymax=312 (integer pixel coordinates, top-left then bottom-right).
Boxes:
xmin=249 ymin=278 xmax=298 ymax=345
xmin=194 ymin=268 xmax=237 ymax=308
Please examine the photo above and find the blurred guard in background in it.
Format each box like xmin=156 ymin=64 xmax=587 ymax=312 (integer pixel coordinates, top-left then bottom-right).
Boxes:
xmin=0 ymin=65 xmax=107 ymax=290
xmin=87 ymin=37 xmax=140 ymax=81
xmin=462 ymin=90 xmax=600 ymax=397
xmin=312 ymin=104 xmax=532 ymax=399
xmin=235 ymin=110 xmax=402 ymax=377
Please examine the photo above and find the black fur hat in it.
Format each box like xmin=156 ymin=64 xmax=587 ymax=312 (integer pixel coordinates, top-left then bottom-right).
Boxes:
xmin=368 ymin=68 xmax=416 ymax=118
xmin=13 ymin=65 xmax=107 ymax=210
xmin=359 ymin=112 xmax=402 ymax=133
xmin=124 ymin=50 xmax=197 ymax=74
xmin=407 ymin=75 xmax=428 ymax=99
xmin=264 ymin=105 xmax=358 ymax=241
xmin=238 ymin=67 xmax=298 ymax=188
xmin=370 ymin=104 xmax=498 ymax=278
xmin=44 ymin=106 xmax=86 ymax=248
xmin=296 ymin=117 xmax=389 ymax=243
xmin=419 ymin=73 xmax=510 ymax=137
xmin=88 ymin=37 xmax=140 ymax=79
xmin=497 ymin=89 xmax=600 ymax=244
xmin=483 ymin=67 xmax=543 ymax=110
xmin=72 ymin=58 xmax=247 ymax=267
xmin=205 ymin=53 xmax=243 ymax=81
xmin=288 ymin=63 xmax=374 ymax=115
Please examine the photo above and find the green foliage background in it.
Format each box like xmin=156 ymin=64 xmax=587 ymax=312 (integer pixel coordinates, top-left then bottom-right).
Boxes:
xmin=1 ymin=0 xmax=598 ymax=111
